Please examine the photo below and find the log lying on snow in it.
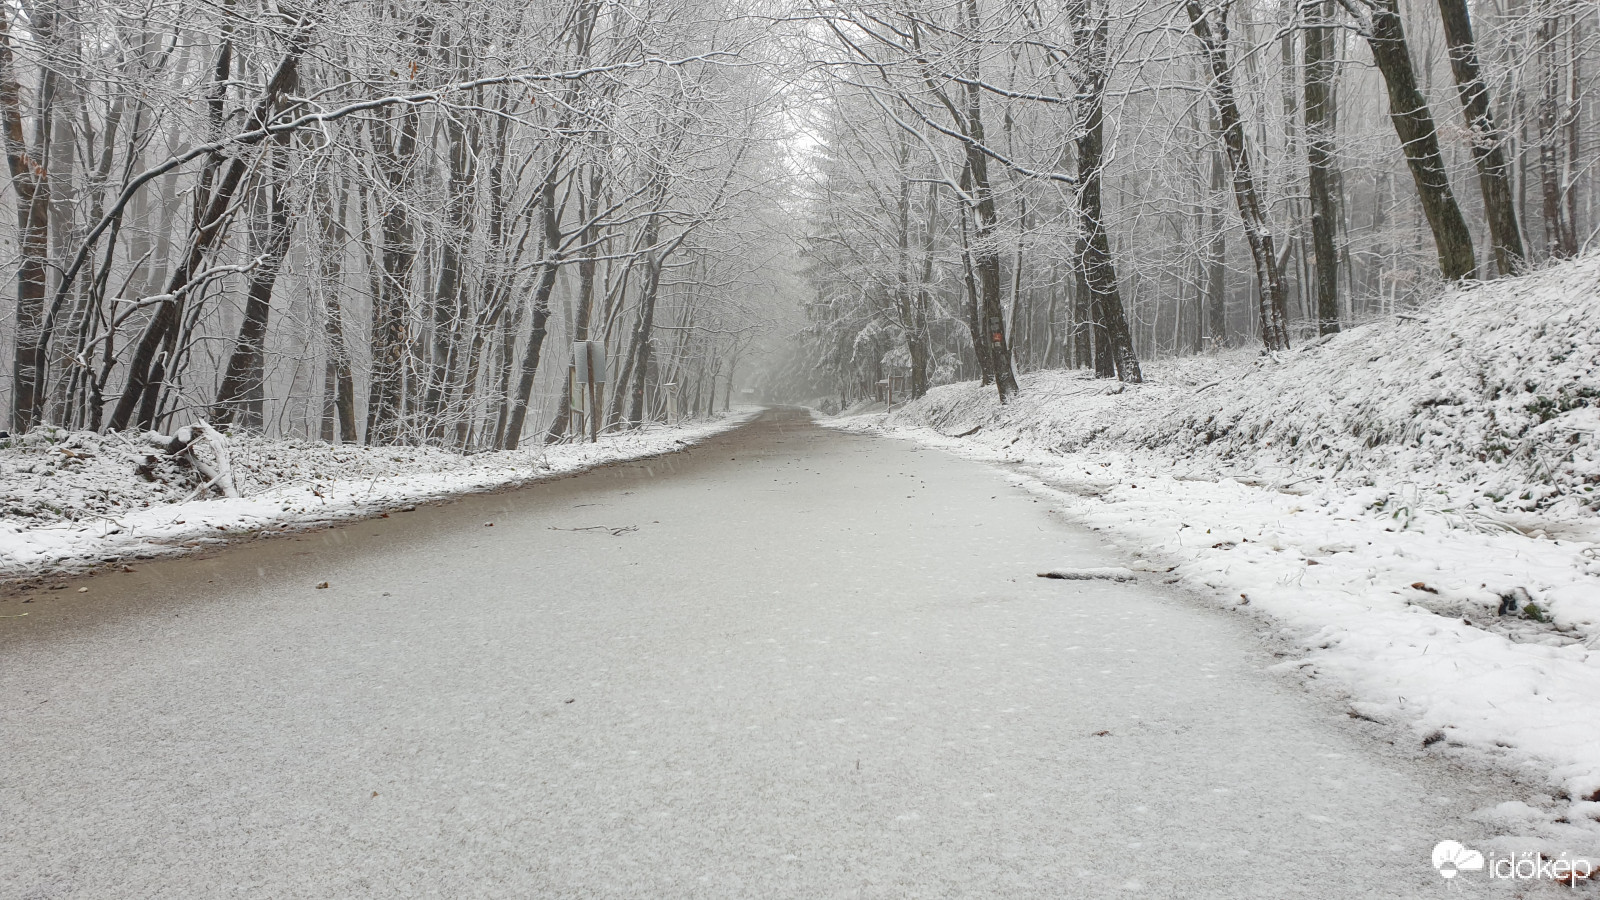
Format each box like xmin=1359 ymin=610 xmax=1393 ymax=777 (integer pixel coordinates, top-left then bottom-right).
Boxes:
xmin=146 ymin=421 xmax=241 ymax=499
xmin=1036 ymin=567 xmax=1138 ymax=582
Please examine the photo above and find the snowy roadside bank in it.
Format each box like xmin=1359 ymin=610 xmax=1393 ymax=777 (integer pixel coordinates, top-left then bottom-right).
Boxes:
xmin=0 ymin=409 xmax=760 ymax=580
xmin=825 ymin=257 xmax=1600 ymax=862
xmin=834 ymin=411 xmax=1600 ymax=853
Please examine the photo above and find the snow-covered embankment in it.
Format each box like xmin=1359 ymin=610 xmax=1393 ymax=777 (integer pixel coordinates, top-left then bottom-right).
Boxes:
xmin=1 ymin=410 xmax=759 ymax=578
xmin=835 ymin=254 xmax=1600 ymax=857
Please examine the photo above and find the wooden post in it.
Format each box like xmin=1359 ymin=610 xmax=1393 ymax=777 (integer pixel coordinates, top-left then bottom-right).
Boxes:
xmin=568 ymin=363 xmax=581 ymax=440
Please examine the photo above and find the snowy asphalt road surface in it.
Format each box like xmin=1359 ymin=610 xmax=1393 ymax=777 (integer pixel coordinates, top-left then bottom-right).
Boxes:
xmin=2 ymin=408 xmax=1535 ymax=897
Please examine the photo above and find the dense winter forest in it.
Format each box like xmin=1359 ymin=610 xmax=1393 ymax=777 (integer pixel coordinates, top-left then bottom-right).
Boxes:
xmin=2 ymin=0 xmax=1597 ymax=443
xmin=1 ymin=0 xmax=788 ymax=447
xmin=788 ymin=0 xmax=1599 ymax=408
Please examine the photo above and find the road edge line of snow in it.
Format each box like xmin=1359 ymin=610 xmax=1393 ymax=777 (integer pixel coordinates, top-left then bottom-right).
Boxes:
xmin=0 ymin=407 xmax=764 ymax=581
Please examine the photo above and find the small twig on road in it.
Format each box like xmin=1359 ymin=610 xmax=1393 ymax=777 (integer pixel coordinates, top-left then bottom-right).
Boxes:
xmin=549 ymin=525 xmax=639 ymax=536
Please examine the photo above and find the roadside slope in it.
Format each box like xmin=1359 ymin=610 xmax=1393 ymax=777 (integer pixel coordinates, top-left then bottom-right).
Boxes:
xmin=898 ymin=252 xmax=1600 ymax=525
xmin=1 ymin=411 xmax=758 ymax=579
xmin=833 ymin=254 xmax=1600 ymax=861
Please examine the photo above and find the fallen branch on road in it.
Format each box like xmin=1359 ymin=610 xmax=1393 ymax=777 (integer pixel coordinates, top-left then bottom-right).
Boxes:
xmin=1037 ymin=567 xmax=1138 ymax=582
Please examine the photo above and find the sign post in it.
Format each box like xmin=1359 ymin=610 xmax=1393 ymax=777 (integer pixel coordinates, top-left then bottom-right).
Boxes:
xmin=568 ymin=352 xmax=584 ymax=438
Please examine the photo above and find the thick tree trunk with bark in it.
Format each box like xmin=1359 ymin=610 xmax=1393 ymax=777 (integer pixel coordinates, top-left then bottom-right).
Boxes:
xmin=1305 ymin=0 xmax=1342 ymax=334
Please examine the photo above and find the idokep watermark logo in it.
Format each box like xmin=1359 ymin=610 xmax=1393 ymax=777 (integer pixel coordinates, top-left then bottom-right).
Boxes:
xmin=1432 ymin=841 xmax=1484 ymax=879
xmin=1431 ymin=840 xmax=1595 ymax=888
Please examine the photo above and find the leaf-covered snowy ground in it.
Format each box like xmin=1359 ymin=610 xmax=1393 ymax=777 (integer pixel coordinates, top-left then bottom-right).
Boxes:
xmin=0 ymin=410 xmax=759 ymax=579
xmin=832 ymin=254 xmax=1600 ymax=862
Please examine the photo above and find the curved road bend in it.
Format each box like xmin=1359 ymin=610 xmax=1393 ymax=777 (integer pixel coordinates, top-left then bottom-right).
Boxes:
xmin=2 ymin=408 xmax=1531 ymax=898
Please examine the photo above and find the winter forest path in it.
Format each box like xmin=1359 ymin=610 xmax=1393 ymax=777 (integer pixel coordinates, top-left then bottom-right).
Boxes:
xmin=1 ymin=408 xmax=1534 ymax=897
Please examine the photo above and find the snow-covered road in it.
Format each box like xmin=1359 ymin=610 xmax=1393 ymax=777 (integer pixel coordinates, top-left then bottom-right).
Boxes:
xmin=0 ymin=409 xmax=1560 ymax=897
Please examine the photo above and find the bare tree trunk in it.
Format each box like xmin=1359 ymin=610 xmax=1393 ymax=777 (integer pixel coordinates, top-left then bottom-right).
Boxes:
xmin=316 ymin=180 xmax=357 ymax=443
xmin=1043 ymin=275 xmax=1063 ymax=367
xmin=1305 ymin=0 xmax=1342 ymax=334
xmin=364 ymin=108 xmax=421 ymax=444
xmin=62 ymin=99 xmax=126 ymax=431
xmin=910 ymin=182 xmax=938 ymax=397
xmin=1563 ymin=14 xmax=1582 ymax=253
xmin=892 ymin=152 xmax=931 ymax=399
xmin=546 ymin=159 xmax=604 ymax=442
xmin=424 ymin=103 xmax=478 ymax=436
xmin=214 ymin=143 xmax=294 ymax=430
xmin=624 ymin=260 xmax=663 ymax=428
xmin=1204 ymin=144 xmax=1228 ymax=347
xmin=1344 ymin=0 xmax=1477 ymax=280
xmin=1073 ymin=0 xmax=1142 ymax=381
xmin=491 ymin=301 xmax=523 ymax=450
xmin=505 ymin=0 xmax=600 ymax=444
xmin=1070 ymin=237 xmax=1097 ymax=370
xmin=627 ymin=198 xmax=709 ymax=428
xmin=1436 ymin=0 xmax=1526 ymax=274
xmin=503 ymin=175 xmax=563 ymax=450
xmin=956 ymin=0 xmax=1020 ymax=402
xmin=1 ymin=5 xmax=51 ymax=431
xmin=1187 ymin=0 xmax=1291 ymax=351
xmin=1536 ymin=6 xmax=1578 ymax=258
xmin=129 ymin=34 xmax=235 ymax=433
xmin=956 ymin=197 xmax=994 ymax=386
xmin=448 ymin=93 xmax=517 ymax=448
xmin=44 ymin=0 xmax=82 ymax=418
xmin=1007 ymin=197 xmax=1028 ymax=369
